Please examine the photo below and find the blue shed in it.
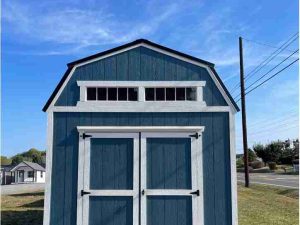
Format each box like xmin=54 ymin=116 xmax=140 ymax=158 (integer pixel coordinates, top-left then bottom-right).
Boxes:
xmin=43 ymin=39 xmax=239 ymax=225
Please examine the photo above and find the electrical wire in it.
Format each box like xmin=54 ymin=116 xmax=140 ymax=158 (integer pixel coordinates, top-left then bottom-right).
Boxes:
xmin=235 ymin=58 xmax=299 ymax=102
xmin=243 ymin=37 xmax=295 ymax=53
xmin=229 ymin=32 xmax=299 ymax=94
xmin=245 ymin=49 xmax=299 ymax=91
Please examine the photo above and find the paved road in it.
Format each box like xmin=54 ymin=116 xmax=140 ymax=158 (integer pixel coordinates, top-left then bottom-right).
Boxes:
xmin=1 ymin=183 xmax=45 ymax=195
xmin=237 ymin=172 xmax=299 ymax=189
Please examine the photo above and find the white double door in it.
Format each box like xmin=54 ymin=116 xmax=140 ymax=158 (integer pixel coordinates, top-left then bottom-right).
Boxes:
xmin=77 ymin=131 xmax=203 ymax=225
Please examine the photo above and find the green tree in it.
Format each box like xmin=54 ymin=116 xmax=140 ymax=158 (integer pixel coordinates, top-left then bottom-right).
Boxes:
xmin=253 ymin=144 xmax=267 ymax=165
xmin=247 ymin=148 xmax=257 ymax=162
xmin=265 ymin=141 xmax=283 ymax=163
xmin=11 ymin=154 xmax=24 ymax=165
xmin=1 ymin=156 xmax=12 ymax=165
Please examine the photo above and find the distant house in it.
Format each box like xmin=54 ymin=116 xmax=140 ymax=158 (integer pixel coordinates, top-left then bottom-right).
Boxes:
xmin=10 ymin=161 xmax=45 ymax=183
xmin=1 ymin=165 xmax=14 ymax=185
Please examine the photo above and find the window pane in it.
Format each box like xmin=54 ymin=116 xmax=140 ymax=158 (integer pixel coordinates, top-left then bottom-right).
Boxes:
xmin=118 ymin=88 xmax=127 ymax=101
xmin=176 ymin=88 xmax=185 ymax=100
xmin=87 ymin=88 xmax=97 ymax=100
xmin=128 ymin=88 xmax=138 ymax=101
xmin=97 ymin=88 xmax=107 ymax=100
xmin=108 ymin=88 xmax=117 ymax=100
xmin=155 ymin=88 xmax=165 ymax=101
xmin=166 ymin=88 xmax=175 ymax=101
xmin=145 ymin=88 xmax=155 ymax=101
xmin=186 ymin=88 xmax=196 ymax=101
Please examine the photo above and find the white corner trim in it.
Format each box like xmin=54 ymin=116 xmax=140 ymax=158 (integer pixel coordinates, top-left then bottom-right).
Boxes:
xmin=77 ymin=126 xmax=205 ymax=133
xmin=43 ymin=112 xmax=53 ymax=225
xmin=49 ymin=105 xmax=234 ymax=113
xmin=46 ymin=42 xmax=237 ymax=113
xmin=229 ymin=112 xmax=238 ymax=225
xmin=77 ymin=81 xmax=206 ymax=87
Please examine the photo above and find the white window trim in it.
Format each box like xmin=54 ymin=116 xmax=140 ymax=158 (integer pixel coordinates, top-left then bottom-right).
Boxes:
xmin=50 ymin=105 xmax=232 ymax=113
xmin=78 ymin=81 xmax=206 ymax=103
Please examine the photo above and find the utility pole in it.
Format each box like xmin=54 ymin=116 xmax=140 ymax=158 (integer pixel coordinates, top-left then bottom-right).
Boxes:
xmin=239 ymin=37 xmax=249 ymax=187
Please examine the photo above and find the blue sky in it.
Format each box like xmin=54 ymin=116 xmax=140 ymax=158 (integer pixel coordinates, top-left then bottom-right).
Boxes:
xmin=2 ymin=0 xmax=299 ymax=156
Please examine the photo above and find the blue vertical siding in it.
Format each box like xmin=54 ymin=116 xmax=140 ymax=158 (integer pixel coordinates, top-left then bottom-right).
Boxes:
xmin=90 ymin=138 xmax=133 ymax=190
xmin=147 ymin=196 xmax=192 ymax=225
xmin=55 ymin=46 xmax=227 ymax=107
xmin=89 ymin=196 xmax=133 ymax=225
xmin=147 ymin=138 xmax=191 ymax=189
xmin=50 ymin=112 xmax=231 ymax=225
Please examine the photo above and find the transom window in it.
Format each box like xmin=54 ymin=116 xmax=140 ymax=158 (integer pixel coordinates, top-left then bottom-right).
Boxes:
xmin=145 ymin=87 xmax=197 ymax=101
xmin=87 ymin=87 xmax=138 ymax=101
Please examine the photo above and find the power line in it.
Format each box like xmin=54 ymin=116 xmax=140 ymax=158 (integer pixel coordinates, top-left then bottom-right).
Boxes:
xmin=245 ymin=49 xmax=299 ymax=91
xmin=243 ymin=37 xmax=295 ymax=52
xmin=235 ymin=58 xmax=299 ymax=102
xmin=230 ymin=32 xmax=299 ymax=94
xmin=244 ymin=35 xmax=298 ymax=82
xmin=248 ymin=111 xmax=298 ymax=128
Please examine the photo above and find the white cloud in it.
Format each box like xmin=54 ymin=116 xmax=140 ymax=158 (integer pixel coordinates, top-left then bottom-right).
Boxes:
xmin=3 ymin=1 xmax=179 ymax=54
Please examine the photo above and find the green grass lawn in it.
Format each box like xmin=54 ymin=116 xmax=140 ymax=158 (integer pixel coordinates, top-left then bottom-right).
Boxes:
xmin=1 ymin=184 xmax=298 ymax=225
xmin=238 ymin=184 xmax=299 ymax=225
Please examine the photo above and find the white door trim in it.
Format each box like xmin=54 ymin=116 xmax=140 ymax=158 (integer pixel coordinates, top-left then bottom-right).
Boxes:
xmin=140 ymin=131 xmax=204 ymax=225
xmin=76 ymin=132 xmax=139 ymax=225
xmin=76 ymin=126 xmax=205 ymax=225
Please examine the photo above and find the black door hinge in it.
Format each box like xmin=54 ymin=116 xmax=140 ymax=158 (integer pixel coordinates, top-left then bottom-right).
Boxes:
xmin=81 ymin=190 xmax=91 ymax=196
xmin=81 ymin=133 xmax=92 ymax=139
xmin=189 ymin=132 xmax=200 ymax=139
xmin=190 ymin=190 xmax=200 ymax=196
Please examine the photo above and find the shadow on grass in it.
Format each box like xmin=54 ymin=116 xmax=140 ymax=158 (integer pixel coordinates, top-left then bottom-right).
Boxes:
xmin=1 ymin=210 xmax=43 ymax=225
xmin=10 ymin=192 xmax=44 ymax=197
xmin=277 ymin=189 xmax=299 ymax=199
xmin=22 ymin=199 xmax=44 ymax=208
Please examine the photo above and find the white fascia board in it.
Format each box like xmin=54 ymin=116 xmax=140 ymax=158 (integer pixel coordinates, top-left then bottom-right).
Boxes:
xmin=50 ymin=104 xmax=233 ymax=113
xmin=77 ymin=81 xmax=206 ymax=87
xmin=47 ymin=42 xmax=236 ymax=113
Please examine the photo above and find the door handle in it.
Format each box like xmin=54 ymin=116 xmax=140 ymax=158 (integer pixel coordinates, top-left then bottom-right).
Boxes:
xmin=81 ymin=190 xmax=91 ymax=196
xmin=141 ymin=189 xmax=145 ymax=195
xmin=190 ymin=190 xmax=200 ymax=196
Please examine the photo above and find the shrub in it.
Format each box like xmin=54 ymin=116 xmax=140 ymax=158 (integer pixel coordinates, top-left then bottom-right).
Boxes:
xmin=250 ymin=161 xmax=264 ymax=169
xmin=268 ymin=162 xmax=277 ymax=170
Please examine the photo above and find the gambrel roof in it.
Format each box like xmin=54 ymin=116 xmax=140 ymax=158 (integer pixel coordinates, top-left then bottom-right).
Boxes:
xmin=43 ymin=39 xmax=239 ymax=112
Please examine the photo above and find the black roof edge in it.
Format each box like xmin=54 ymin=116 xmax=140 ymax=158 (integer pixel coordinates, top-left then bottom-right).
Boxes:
xmin=209 ymin=66 xmax=240 ymax=112
xmin=43 ymin=39 xmax=241 ymax=112
xmin=67 ymin=39 xmax=215 ymax=68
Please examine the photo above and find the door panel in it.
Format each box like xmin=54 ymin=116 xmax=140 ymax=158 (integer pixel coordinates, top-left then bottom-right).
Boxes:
xmin=141 ymin=132 xmax=202 ymax=225
xmin=89 ymin=196 xmax=133 ymax=225
xmin=90 ymin=138 xmax=133 ymax=190
xmin=80 ymin=133 xmax=139 ymax=225
xmin=147 ymin=138 xmax=191 ymax=189
xmin=147 ymin=196 xmax=192 ymax=225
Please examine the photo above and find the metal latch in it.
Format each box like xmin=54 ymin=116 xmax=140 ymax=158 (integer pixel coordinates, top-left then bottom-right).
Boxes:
xmin=81 ymin=190 xmax=91 ymax=196
xmin=190 ymin=190 xmax=200 ymax=196
xmin=81 ymin=133 xmax=92 ymax=139
xmin=189 ymin=133 xmax=200 ymax=139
